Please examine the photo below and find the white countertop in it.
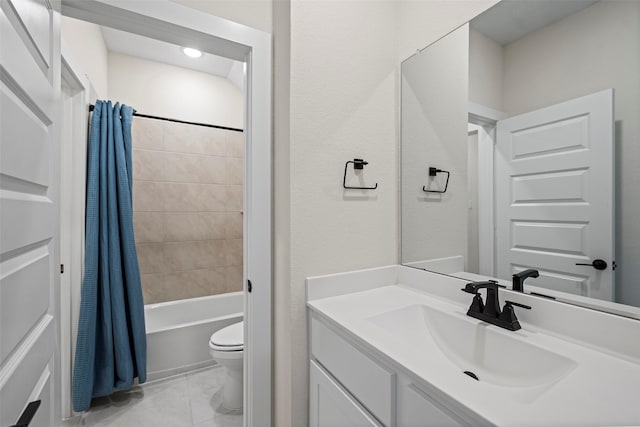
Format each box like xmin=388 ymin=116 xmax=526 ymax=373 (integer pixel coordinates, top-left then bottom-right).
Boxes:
xmin=307 ymin=266 xmax=640 ymax=427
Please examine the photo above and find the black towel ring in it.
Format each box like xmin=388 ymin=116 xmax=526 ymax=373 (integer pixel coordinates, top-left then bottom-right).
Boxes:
xmin=343 ymin=158 xmax=378 ymax=190
xmin=423 ymin=167 xmax=450 ymax=193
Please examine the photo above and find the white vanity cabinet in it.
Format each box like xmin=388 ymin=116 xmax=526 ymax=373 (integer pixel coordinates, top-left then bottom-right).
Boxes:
xmin=307 ymin=266 xmax=640 ymax=426
xmin=310 ymin=361 xmax=382 ymax=427
xmin=396 ymin=378 xmax=466 ymax=427
xmin=309 ymin=314 xmax=468 ymax=427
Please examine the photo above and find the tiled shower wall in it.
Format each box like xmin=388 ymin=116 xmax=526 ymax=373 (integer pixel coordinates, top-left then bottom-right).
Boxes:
xmin=131 ymin=117 xmax=243 ymax=304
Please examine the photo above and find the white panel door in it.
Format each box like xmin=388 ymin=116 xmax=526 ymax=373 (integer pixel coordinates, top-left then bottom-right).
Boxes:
xmin=0 ymin=0 xmax=61 ymax=426
xmin=496 ymin=89 xmax=614 ymax=300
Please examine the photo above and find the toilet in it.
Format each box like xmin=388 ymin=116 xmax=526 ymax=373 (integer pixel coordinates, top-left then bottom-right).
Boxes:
xmin=209 ymin=321 xmax=244 ymax=410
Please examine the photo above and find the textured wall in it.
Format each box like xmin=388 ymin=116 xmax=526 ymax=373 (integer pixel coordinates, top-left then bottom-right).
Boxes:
xmin=288 ymin=2 xmax=399 ymax=424
xmin=469 ymin=27 xmax=504 ymax=112
xmin=108 ymin=53 xmax=243 ymax=129
xmin=61 ymin=16 xmax=109 ymax=97
xmin=131 ymin=117 xmax=244 ymax=304
xmin=173 ymin=0 xmax=272 ymax=33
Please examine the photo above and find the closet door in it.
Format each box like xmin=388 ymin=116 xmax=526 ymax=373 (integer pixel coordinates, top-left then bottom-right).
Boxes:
xmin=0 ymin=0 xmax=61 ymax=425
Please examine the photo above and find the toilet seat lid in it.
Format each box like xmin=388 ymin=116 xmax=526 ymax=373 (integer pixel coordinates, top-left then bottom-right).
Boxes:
xmin=210 ymin=321 xmax=244 ymax=348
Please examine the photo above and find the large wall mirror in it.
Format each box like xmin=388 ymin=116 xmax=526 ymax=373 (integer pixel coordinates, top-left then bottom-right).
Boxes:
xmin=400 ymin=0 xmax=640 ymax=319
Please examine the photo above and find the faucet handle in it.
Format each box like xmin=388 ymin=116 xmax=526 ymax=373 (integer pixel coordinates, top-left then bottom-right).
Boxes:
xmin=504 ymin=300 xmax=531 ymax=310
xmin=468 ymin=293 xmax=485 ymax=314
xmin=499 ymin=300 xmax=531 ymax=331
xmin=461 ymin=280 xmax=502 ymax=294
xmin=461 ymin=285 xmax=478 ymax=294
xmin=513 ymin=269 xmax=540 ymax=279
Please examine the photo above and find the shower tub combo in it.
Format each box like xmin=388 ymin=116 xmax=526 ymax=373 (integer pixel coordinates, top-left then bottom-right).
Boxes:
xmin=144 ymin=292 xmax=243 ymax=380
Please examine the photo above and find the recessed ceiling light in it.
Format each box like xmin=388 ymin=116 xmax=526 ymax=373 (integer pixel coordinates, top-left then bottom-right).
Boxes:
xmin=182 ymin=47 xmax=202 ymax=58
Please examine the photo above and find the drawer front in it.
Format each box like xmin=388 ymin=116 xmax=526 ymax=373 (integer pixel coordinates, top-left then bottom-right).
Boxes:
xmin=310 ymin=360 xmax=382 ymax=427
xmin=311 ymin=317 xmax=394 ymax=426
xmin=397 ymin=382 xmax=465 ymax=427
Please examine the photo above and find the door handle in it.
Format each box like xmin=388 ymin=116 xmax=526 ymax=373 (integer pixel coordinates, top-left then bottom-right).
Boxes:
xmin=576 ymin=259 xmax=607 ymax=270
xmin=10 ymin=400 xmax=40 ymax=427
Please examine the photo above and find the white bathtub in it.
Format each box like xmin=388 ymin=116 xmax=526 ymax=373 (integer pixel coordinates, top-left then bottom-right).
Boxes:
xmin=145 ymin=292 xmax=243 ymax=381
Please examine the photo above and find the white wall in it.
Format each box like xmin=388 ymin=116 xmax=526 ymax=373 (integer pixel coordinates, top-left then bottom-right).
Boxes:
xmin=108 ymin=53 xmax=243 ymax=129
xmin=469 ymin=27 xmax=504 ymax=112
xmin=61 ymin=16 xmax=108 ymax=97
xmin=401 ymin=25 xmax=470 ymax=266
xmin=288 ymin=2 xmax=398 ymax=424
xmin=271 ymin=2 xmax=292 ymax=426
xmin=173 ymin=0 xmax=272 ymax=33
xmin=501 ymin=0 xmax=640 ymax=306
xmin=61 ymin=17 xmax=243 ymax=128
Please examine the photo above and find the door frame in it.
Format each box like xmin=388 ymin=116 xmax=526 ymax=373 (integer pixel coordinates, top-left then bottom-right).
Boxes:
xmin=468 ymin=102 xmax=505 ymax=277
xmin=59 ymin=2 xmax=273 ymax=425
xmin=60 ymin=42 xmax=92 ymax=419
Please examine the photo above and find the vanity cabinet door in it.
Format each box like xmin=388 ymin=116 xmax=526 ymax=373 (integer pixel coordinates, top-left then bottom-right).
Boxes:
xmin=397 ymin=381 xmax=465 ymax=427
xmin=311 ymin=318 xmax=394 ymax=426
xmin=310 ymin=361 xmax=382 ymax=427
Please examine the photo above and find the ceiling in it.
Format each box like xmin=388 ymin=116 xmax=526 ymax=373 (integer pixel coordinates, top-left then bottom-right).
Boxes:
xmin=100 ymin=26 xmax=243 ymax=87
xmin=471 ymin=0 xmax=598 ymax=45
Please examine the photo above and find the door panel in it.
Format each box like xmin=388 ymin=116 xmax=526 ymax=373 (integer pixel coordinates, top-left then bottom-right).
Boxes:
xmin=0 ymin=245 xmax=50 ymax=364
xmin=28 ymin=368 xmax=53 ymax=427
xmin=510 ymin=114 xmax=588 ymax=159
xmin=9 ymin=0 xmax=53 ymax=68
xmin=1 ymin=88 xmax=51 ymax=187
xmin=496 ymin=89 xmax=614 ymax=300
xmin=511 ymin=169 xmax=588 ymax=203
xmin=0 ymin=319 xmax=55 ymax=427
xmin=511 ymin=221 xmax=587 ymax=255
xmin=0 ymin=197 xmax=55 ymax=254
xmin=0 ymin=0 xmax=60 ymax=425
xmin=2 ymin=0 xmax=55 ymax=74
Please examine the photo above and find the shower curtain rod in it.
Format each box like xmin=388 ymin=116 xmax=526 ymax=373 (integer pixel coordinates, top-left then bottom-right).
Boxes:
xmin=88 ymin=104 xmax=243 ymax=133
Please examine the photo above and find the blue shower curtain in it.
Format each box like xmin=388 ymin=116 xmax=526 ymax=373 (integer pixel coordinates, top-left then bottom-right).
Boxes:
xmin=72 ymin=101 xmax=147 ymax=412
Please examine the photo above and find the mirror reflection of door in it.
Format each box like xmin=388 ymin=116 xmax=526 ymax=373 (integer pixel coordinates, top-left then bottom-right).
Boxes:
xmin=494 ymin=90 xmax=614 ymax=300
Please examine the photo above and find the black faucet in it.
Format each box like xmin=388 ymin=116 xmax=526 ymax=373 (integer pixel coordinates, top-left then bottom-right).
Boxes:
xmin=512 ymin=269 xmax=539 ymax=292
xmin=461 ymin=280 xmax=531 ymax=331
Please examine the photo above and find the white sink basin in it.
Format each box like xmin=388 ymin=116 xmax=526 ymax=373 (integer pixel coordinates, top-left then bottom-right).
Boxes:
xmin=368 ymin=304 xmax=577 ymax=389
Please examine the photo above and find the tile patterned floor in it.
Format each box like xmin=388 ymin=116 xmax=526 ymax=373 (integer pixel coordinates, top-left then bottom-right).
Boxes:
xmin=63 ymin=366 xmax=242 ymax=427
